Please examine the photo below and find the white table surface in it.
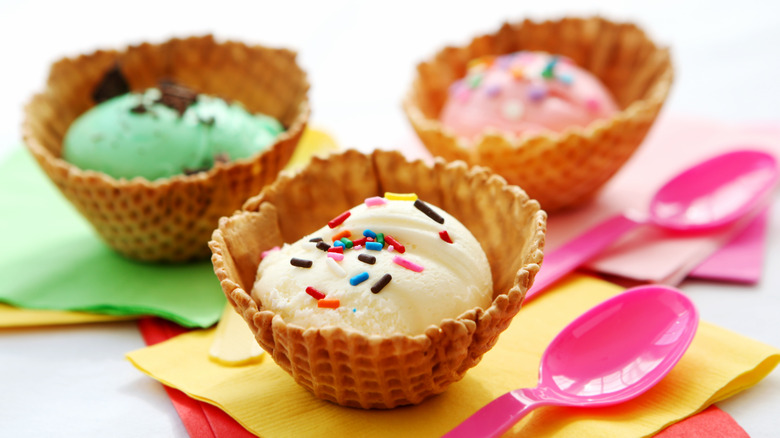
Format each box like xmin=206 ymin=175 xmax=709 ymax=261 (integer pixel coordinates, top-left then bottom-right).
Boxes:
xmin=1 ymin=1 xmax=778 ymax=436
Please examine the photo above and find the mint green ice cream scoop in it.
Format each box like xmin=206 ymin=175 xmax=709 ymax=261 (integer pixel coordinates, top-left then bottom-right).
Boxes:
xmin=63 ymin=87 xmax=284 ymax=181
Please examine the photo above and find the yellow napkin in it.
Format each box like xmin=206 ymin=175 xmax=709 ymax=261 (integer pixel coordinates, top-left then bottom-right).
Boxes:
xmin=0 ymin=303 xmax=134 ymax=327
xmin=126 ymin=275 xmax=780 ymax=437
xmin=1 ymin=127 xmax=338 ymax=328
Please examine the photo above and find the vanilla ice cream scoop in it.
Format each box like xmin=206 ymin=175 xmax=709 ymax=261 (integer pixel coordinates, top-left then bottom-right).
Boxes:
xmin=252 ymin=194 xmax=493 ymax=336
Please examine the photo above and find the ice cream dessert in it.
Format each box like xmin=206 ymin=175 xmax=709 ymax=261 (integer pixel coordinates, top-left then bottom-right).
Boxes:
xmin=405 ymin=17 xmax=675 ymax=213
xmin=252 ymin=193 xmax=493 ymax=336
xmin=63 ymin=68 xmax=285 ymax=181
xmin=23 ymin=35 xmax=310 ymax=262
xmin=210 ymin=149 xmax=546 ymax=408
xmin=440 ymin=51 xmax=619 ymax=139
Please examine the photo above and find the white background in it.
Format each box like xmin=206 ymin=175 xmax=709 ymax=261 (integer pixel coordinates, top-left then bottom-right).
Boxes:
xmin=0 ymin=1 xmax=778 ymax=436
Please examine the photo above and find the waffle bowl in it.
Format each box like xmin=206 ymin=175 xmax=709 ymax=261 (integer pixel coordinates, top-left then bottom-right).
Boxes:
xmin=23 ymin=35 xmax=310 ymax=262
xmin=403 ymin=16 xmax=674 ymax=212
xmin=210 ymin=149 xmax=546 ymax=409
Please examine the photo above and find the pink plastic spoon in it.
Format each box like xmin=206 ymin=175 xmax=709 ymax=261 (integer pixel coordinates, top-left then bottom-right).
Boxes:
xmin=444 ymin=285 xmax=699 ymax=438
xmin=527 ymin=149 xmax=779 ymax=300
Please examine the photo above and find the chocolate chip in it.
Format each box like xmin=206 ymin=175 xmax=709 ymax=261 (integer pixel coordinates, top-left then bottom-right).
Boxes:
xmin=92 ymin=64 xmax=130 ymax=104
xmin=213 ymin=153 xmax=230 ymax=164
xmin=183 ymin=166 xmax=210 ymax=175
xmin=130 ymin=104 xmax=148 ymax=114
xmin=155 ymin=79 xmax=198 ymax=116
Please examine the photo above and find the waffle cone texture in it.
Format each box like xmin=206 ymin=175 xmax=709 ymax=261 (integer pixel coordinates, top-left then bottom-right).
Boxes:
xmin=23 ymin=35 xmax=310 ymax=262
xmin=210 ymin=149 xmax=546 ymax=409
xmin=403 ymin=16 xmax=674 ymax=212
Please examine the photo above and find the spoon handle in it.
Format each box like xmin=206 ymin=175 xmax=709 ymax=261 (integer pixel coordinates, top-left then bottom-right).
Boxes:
xmin=526 ymin=213 xmax=642 ymax=301
xmin=443 ymin=389 xmax=542 ymax=438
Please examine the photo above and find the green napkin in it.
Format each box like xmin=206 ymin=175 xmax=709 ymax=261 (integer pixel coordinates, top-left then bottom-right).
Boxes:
xmin=0 ymin=149 xmax=225 ymax=328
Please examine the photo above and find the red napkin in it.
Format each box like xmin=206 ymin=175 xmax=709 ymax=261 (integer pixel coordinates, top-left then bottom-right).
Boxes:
xmin=136 ymin=317 xmax=750 ymax=437
xmin=137 ymin=318 xmax=254 ymax=438
xmin=655 ymin=406 xmax=749 ymax=438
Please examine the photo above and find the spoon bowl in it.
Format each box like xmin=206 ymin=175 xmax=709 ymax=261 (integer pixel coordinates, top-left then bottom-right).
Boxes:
xmin=445 ymin=285 xmax=699 ymax=438
xmin=529 ymin=149 xmax=779 ymax=299
xmin=649 ymin=150 xmax=778 ymax=231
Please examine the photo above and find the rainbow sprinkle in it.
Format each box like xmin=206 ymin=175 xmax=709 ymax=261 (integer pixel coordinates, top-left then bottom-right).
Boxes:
xmin=393 ymin=256 xmax=424 ymax=272
xmin=467 ymin=74 xmax=483 ymax=89
xmin=328 ymin=211 xmax=350 ymax=228
xmin=385 ymin=192 xmax=418 ymax=201
xmin=350 ymin=272 xmax=369 ymax=286
xmin=585 ymin=97 xmax=601 ymax=113
xmin=496 ymin=55 xmax=514 ymax=69
xmin=502 ymin=100 xmax=524 ymax=121
xmin=541 ymin=57 xmax=558 ymax=79
xmin=305 ymin=286 xmax=326 ymax=300
xmin=332 ymin=230 xmax=351 ymax=242
xmin=261 ymin=246 xmax=280 ymax=259
xmin=327 ymin=256 xmax=346 ymax=276
xmin=528 ymin=84 xmax=547 ymax=102
xmin=366 ymin=241 xmax=383 ymax=251
xmin=384 ymin=235 xmax=405 ymax=253
xmin=327 ymin=252 xmax=344 ymax=262
xmin=484 ymin=83 xmax=502 ymax=97
xmin=286 ymin=196 xmax=461 ymax=314
xmin=453 ymin=52 xmax=585 ymax=109
xmin=454 ymin=84 xmax=471 ymax=102
xmin=318 ymin=299 xmax=340 ymax=309
xmin=439 ymin=230 xmax=454 ymax=244
xmin=365 ymin=196 xmax=387 ymax=207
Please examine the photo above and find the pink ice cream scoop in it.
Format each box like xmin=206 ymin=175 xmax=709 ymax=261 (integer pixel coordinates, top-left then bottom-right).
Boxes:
xmin=440 ymin=51 xmax=620 ymax=139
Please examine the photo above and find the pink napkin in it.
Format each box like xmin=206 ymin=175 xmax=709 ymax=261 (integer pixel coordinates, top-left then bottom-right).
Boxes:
xmin=544 ymin=115 xmax=780 ymax=285
xmin=399 ymin=115 xmax=779 ymax=285
xmin=688 ymin=207 xmax=770 ymax=283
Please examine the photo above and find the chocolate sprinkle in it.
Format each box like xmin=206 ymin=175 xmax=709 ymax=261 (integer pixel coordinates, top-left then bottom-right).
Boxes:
xmin=358 ymin=254 xmax=376 ymax=265
xmin=290 ymin=258 xmax=313 ymax=268
xmin=371 ymin=274 xmax=392 ymax=294
xmin=93 ymin=64 xmax=130 ymax=104
xmin=155 ymin=80 xmax=198 ymax=116
xmin=309 ymin=237 xmax=323 ymax=242
xmin=129 ymin=103 xmax=148 ymax=114
xmin=316 ymin=241 xmax=331 ymax=252
xmin=413 ymin=199 xmax=444 ymax=224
